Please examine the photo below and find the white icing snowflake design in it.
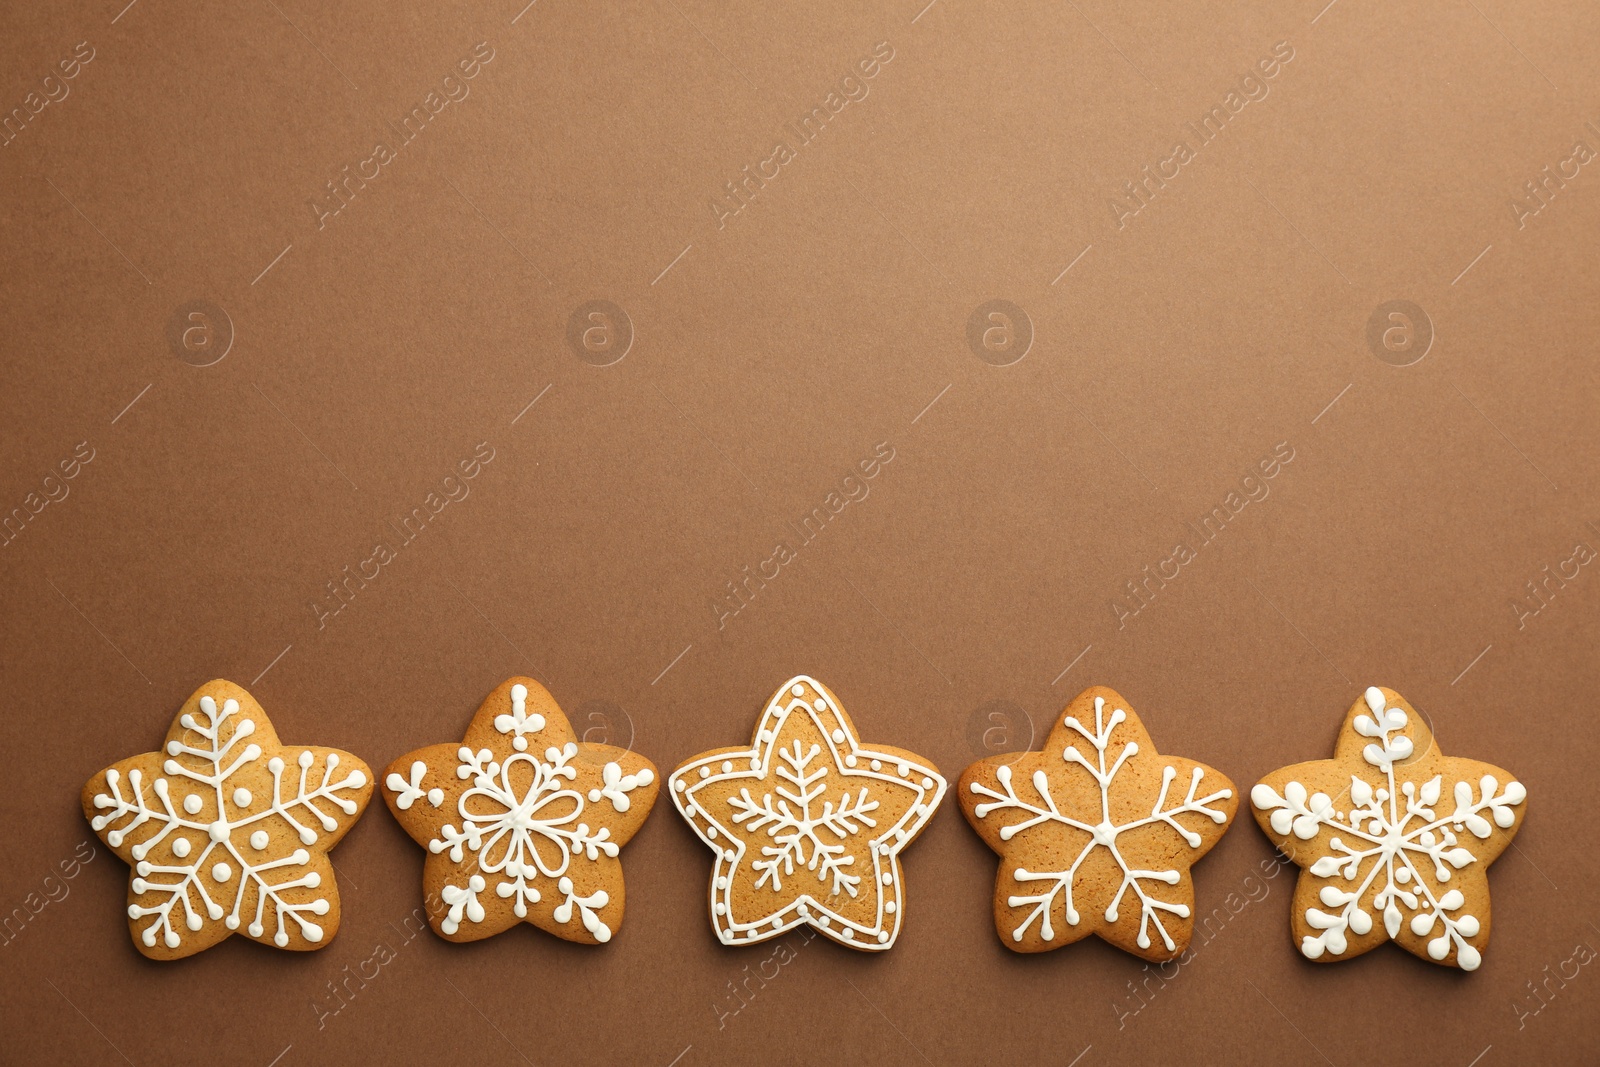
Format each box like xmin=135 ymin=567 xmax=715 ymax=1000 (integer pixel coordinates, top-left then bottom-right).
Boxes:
xmin=84 ymin=682 xmax=371 ymax=957
xmin=670 ymin=676 xmax=946 ymax=951
xmin=1252 ymin=686 xmax=1527 ymax=971
xmin=963 ymin=691 xmax=1235 ymax=956
xmin=383 ymin=680 xmax=658 ymax=944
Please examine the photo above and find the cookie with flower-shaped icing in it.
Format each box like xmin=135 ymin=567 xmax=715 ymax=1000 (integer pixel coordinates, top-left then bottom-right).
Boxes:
xmin=382 ymin=678 xmax=658 ymax=944
xmin=669 ymin=676 xmax=946 ymax=951
xmin=1251 ymin=686 xmax=1527 ymax=970
xmin=959 ymin=686 xmax=1237 ymax=960
xmin=81 ymin=679 xmax=372 ymax=960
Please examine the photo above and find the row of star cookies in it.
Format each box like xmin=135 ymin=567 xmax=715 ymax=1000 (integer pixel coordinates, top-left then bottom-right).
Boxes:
xmin=81 ymin=676 xmax=1525 ymax=972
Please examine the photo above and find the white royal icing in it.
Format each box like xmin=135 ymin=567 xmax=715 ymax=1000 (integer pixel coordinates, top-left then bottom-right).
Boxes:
xmin=969 ymin=696 xmax=1232 ymax=951
xmin=1251 ymin=686 xmax=1526 ymax=970
xmin=403 ymin=686 xmax=652 ymax=942
xmin=668 ymin=675 xmax=947 ymax=951
xmin=90 ymin=694 xmax=366 ymax=950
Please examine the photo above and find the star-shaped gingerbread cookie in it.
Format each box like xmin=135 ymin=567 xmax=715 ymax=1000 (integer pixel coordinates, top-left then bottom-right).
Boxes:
xmin=81 ymin=679 xmax=372 ymax=960
xmin=958 ymin=686 xmax=1236 ymax=960
xmin=382 ymin=678 xmax=658 ymax=944
xmin=1251 ymin=686 xmax=1527 ymax=970
xmin=669 ymin=676 xmax=946 ymax=951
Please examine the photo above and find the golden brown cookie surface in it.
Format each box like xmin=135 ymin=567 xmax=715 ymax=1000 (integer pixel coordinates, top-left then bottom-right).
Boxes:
xmin=382 ymin=677 xmax=657 ymax=944
xmin=1251 ymin=686 xmax=1527 ymax=970
xmin=958 ymin=685 xmax=1236 ymax=960
xmin=669 ymin=675 xmax=946 ymax=951
xmin=81 ymin=679 xmax=372 ymax=960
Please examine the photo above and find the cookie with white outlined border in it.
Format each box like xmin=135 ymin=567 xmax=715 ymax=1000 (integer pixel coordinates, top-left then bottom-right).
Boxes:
xmin=82 ymin=679 xmax=371 ymax=959
xmin=669 ymin=676 xmax=946 ymax=951
xmin=382 ymin=678 xmax=657 ymax=944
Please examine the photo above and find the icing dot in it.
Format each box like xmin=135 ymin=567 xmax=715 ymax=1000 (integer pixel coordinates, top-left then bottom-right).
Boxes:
xmin=707 ymin=826 xmax=718 ymax=840
xmin=715 ymin=876 xmax=728 ymax=889
xmin=225 ymin=916 xmax=240 ymax=930
xmin=792 ymin=684 xmax=804 ymax=696
xmin=818 ymin=915 xmax=831 ymax=927
xmin=250 ymin=831 xmax=270 ymax=850
xmin=877 ymin=932 xmax=889 ymax=943
xmin=172 ymin=838 xmax=192 ymax=858
xmin=831 ymin=729 xmax=845 ymax=743
xmin=427 ymin=788 xmax=444 ymax=806
xmin=881 ymin=873 xmax=893 ymax=885
xmin=798 ymin=902 xmax=810 ymax=916
xmin=814 ymin=699 xmax=827 ymax=711
xmin=715 ymin=903 xmax=727 ymax=915
xmin=841 ymin=928 xmax=855 ymax=940
xmin=724 ymin=849 xmax=737 ymax=861
xmin=922 ymin=776 xmax=934 ymax=788
xmin=846 ymin=755 xmax=858 ymax=767
xmin=897 ymin=763 xmax=910 ymax=777
xmin=675 ymin=780 xmax=686 ymax=792
xmin=699 ymin=767 xmax=710 ymax=779
xmin=722 ymin=761 xmax=733 ymax=774
xmin=771 ymin=918 xmax=783 ymax=930
xmin=870 ymin=760 xmax=882 ymax=771
xmin=182 ymin=794 xmax=204 ymax=815
xmin=211 ymin=863 xmax=232 ymax=882
xmin=749 ymin=758 xmax=760 ymax=770
xmin=886 ymin=901 xmax=897 ymax=913
xmin=208 ymin=820 xmax=230 ymax=843
xmin=232 ymin=788 xmax=252 ymax=808
xmin=759 ymin=730 xmax=773 ymax=742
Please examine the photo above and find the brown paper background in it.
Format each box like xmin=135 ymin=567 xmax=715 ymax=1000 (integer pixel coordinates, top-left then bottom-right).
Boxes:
xmin=2 ymin=0 xmax=1596 ymax=1063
